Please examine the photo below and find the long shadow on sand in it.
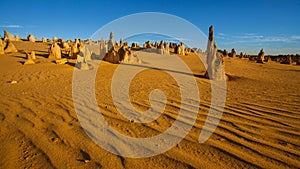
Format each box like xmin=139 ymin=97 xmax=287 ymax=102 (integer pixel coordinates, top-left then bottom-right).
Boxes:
xmin=66 ymin=62 xmax=76 ymax=67
xmin=14 ymin=55 xmax=26 ymax=59
xmin=115 ymin=62 xmax=242 ymax=81
xmin=117 ymin=62 xmax=207 ymax=79
xmin=36 ymin=53 xmax=50 ymax=58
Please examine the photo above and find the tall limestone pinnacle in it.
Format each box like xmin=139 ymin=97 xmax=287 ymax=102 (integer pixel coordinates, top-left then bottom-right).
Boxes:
xmin=99 ymin=37 xmax=107 ymax=58
xmin=257 ymin=49 xmax=265 ymax=63
xmin=204 ymin=25 xmax=227 ymax=80
xmin=107 ymin=32 xmax=114 ymax=50
xmin=206 ymin=25 xmax=214 ymax=53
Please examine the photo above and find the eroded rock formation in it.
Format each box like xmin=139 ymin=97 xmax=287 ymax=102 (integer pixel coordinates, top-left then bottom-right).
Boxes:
xmin=230 ymin=48 xmax=236 ymax=58
xmin=48 ymin=42 xmax=61 ymax=59
xmin=4 ymin=30 xmax=15 ymax=41
xmin=204 ymin=25 xmax=227 ymax=80
xmin=103 ymin=46 xmax=119 ymax=64
xmin=285 ymin=55 xmax=292 ymax=64
xmin=257 ymin=49 xmax=264 ymax=63
xmin=175 ymin=42 xmax=185 ymax=55
xmin=0 ymin=39 xmax=5 ymax=54
xmin=107 ymin=32 xmax=114 ymax=50
xmin=296 ymin=54 xmax=300 ymax=65
xmin=99 ymin=38 xmax=107 ymax=58
xmin=4 ymin=40 xmax=18 ymax=53
xmin=24 ymin=51 xmax=36 ymax=65
xmin=42 ymin=37 xmax=47 ymax=43
xmin=27 ymin=34 xmax=35 ymax=42
xmin=69 ymin=40 xmax=80 ymax=59
xmin=103 ymin=42 xmax=140 ymax=64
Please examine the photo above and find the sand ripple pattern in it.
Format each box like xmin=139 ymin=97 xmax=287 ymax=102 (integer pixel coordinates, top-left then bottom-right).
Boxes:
xmin=0 ymin=42 xmax=300 ymax=168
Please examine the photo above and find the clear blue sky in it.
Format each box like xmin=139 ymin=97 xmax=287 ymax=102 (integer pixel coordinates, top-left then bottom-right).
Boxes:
xmin=1 ymin=0 xmax=299 ymax=55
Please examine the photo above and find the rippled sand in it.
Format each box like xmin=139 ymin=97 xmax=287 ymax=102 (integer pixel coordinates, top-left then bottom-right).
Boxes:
xmin=0 ymin=41 xmax=299 ymax=168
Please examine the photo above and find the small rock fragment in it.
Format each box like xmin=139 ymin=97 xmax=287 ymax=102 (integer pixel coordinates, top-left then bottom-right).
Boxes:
xmin=55 ymin=58 xmax=68 ymax=64
xmin=10 ymin=80 xmax=17 ymax=84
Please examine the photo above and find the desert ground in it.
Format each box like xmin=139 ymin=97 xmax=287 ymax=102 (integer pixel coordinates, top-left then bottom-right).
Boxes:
xmin=0 ymin=41 xmax=300 ymax=169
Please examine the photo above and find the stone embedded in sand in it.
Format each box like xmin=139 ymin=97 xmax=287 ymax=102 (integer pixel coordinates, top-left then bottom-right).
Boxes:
xmin=0 ymin=39 xmax=5 ymax=54
xmin=156 ymin=41 xmax=169 ymax=55
xmin=217 ymin=51 xmax=224 ymax=58
xmin=185 ymin=48 xmax=191 ymax=53
xmin=69 ymin=40 xmax=80 ymax=59
xmin=161 ymin=41 xmax=169 ymax=55
xmin=120 ymin=43 xmax=142 ymax=63
xmin=0 ymin=46 xmax=5 ymax=54
xmin=42 ymin=37 xmax=47 ymax=43
xmin=56 ymin=58 xmax=68 ymax=64
xmin=196 ymin=48 xmax=203 ymax=54
xmin=53 ymin=36 xmax=58 ymax=42
xmin=78 ymin=41 xmax=92 ymax=61
xmin=4 ymin=30 xmax=15 ymax=41
xmin=265 ymin=55 xmax=271 ymax=62
xmin=296 ymin=54 xmax=300 ymax=65
xmin=185 ymin=48 xmax=194 ymax=55
xmin=103 ymin=46 xmax=119 ymax=64
xmin=99 ymin=38 xmax=108 ymax=58
xmin=175 ymin=43 xmax=180 ymax=54
xmin=143 ymin=41 xmax=154 ymax=48
xmin=157 ymin=41 xmax=165 ymax=54
xmin=24 ymin=51 xmax=36 ymax=65
xmin=79 ymin=150 xmax=91 ymax=163
xmin=143 ymin=41 xmax=147 ymax=48
xmin=239 ymin=52 xmax=244 ymax=58
xmin=223 ymin=49 xmax=229 ymax=58
xmin=118 ymin=42 xmax=131 ymax=62
xmin=179 ymin=42 xmax=185 ymax=55
xmin=204 ymin=25 xmax=226 ymax=80
xmin=31 ymin=51 xmax=36 ymax=60
xmin=164 ymin=42 xmax=170 ymax=53
xmin=27 ymin=34 xmax=35 ymax=42
xmin=124 ymin=53 xmax=142 ymax=64
xmin=131 ymin=42 xmax=138 ymax=48
xmin=284 ymin=55 xmax=292 ymax=64
xmin=257 ymin=49 xmax=265 ymax=63
xmin=75 ymin=38 xmax=80 ymax=44
xmin=120 ymin=38 xmax=123 ymax=47
xmin=48 ymin=42 xmax=62 ymax=59
xmin=204 ymin=25 xmax=216 ymax=79
xmin=107 ymin=32 xmax=114 ymax=50
xmin=10 ymin=80 xmax=17 ymax=84
xmin=15 ymin=34 xmax=21 ymax=41
xmin=191 ymin=48 xmax=197 ymax=53
xmin=153 ymin=41 xmax=157 ymax=48
xmin=249 ymin=56 xmax=255 ymax=61
xmin=24 ymin=59 xmax=35 ymax=65
xmin=175 ymin=42 xmax=185 ymax=55
xmin=58 ymin=39 xmax=70 ymax=49
xmin=87 ymin=39 xmax=92 ymax=45
xmin=230 ymin=48 xmax=236 ymax=58
xmin=164 ymin=42 xmax=170 ymax=55
xmin=4 ymin=40 xmax=18 ymax=53
xmin=169 ymin=42 xmax=176 ymax=49
xmin=76 ymin=46 xmax=90 ymax=70
xmin=103 ymin=42 xmax=141 ymax=64
xmin=62 ymin=42 xmax=70 ymax=49
xmin=26 ymin=51 xmax=36 ymax=60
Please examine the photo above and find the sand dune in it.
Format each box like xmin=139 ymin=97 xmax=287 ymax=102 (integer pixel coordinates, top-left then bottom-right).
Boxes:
xmin=0 ymin=41 xmax=300 ymax=168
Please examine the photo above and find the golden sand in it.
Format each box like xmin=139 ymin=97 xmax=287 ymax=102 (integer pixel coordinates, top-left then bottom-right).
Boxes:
xmin=0 ymin=41 xmax=299 ymax=168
